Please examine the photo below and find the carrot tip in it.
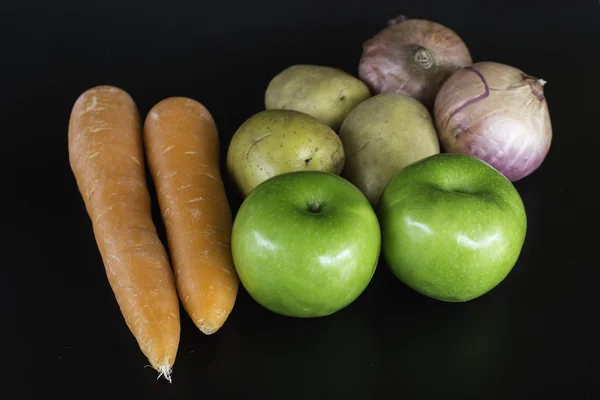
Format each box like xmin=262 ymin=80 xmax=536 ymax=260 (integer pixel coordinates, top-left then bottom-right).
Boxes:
xmin=156 ymin=362 xmax=173 ymax=384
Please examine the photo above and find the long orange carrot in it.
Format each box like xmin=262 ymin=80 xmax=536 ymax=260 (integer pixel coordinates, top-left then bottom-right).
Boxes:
xmin=143 ymin=97 xmax=239 ymax=335
xmin=68 ymin=86 xmax=180 ymax=381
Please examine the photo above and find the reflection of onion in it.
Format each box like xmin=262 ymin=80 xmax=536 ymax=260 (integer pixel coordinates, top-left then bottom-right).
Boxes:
xmin=358 ymin=15 xmax=472 ymax=108
xmin=434 ymin=62 xmax=552 ymax=182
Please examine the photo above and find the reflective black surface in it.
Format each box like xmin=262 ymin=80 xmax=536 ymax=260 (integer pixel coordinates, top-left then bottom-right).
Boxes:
xmin=3 ymin=0 xmax=599 ymax=398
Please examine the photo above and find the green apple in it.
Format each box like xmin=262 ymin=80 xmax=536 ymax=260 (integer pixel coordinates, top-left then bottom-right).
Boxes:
xmin=377 ymin=153 xmax=527 ymax=302
xmin=231 ymin=171 xmax=381 ymax=317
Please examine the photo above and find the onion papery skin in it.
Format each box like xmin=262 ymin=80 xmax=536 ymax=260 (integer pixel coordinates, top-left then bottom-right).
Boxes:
xmin=359 ymin=16 xmax=473 ymax=108
xmin=434 ymin=61 xmax=552 ymax=182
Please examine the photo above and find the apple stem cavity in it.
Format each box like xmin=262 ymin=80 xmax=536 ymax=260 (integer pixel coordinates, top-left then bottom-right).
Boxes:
xmin=308 ymin=199 xmax=322 ymax=213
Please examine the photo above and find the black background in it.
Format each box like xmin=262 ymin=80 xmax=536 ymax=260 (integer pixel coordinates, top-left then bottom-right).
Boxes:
xmin=3 ymin=0 xmax=600 ymax=398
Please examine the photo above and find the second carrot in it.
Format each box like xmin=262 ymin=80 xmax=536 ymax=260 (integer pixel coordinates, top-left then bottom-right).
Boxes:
xmin=144 ymin=97 xmax=239 ymax=335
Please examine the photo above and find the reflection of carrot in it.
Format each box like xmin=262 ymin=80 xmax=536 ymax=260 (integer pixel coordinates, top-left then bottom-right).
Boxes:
xmin=144 ymin=97 xmax=239 ymax=335
xmin=68 ymin=86 xmax=180 ymax=381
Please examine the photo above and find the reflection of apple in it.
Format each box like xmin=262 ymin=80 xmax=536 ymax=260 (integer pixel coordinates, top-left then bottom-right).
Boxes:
xmin=231 ymin=171 xmax=380 ymax=317
xmin=377 ymin=153 xmax=527 ymax=302
xmin=239 ymin=311 xmax=378 ymax=398
xmin=373 ymin=296 xmax=511 ymax=397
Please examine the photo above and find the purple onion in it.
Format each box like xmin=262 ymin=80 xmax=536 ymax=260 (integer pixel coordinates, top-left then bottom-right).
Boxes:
xmin=434 ymin=61 xmax=553 ymax=181
xmin=359 ymin=16 xmax=472 ymax=108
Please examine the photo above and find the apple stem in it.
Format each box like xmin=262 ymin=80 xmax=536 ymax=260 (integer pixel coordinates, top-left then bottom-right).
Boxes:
xmin=309 ymin=200 xmax=321 ymax=213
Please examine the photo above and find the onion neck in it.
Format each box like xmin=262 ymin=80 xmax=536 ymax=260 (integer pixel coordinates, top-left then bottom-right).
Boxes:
xmin=414 ymin=47 xmax=434 ymax=70
xmin=524 ymin=75 xmax=546 ymax=101
xmin=388 ymin=14 xmax=408 ymax=26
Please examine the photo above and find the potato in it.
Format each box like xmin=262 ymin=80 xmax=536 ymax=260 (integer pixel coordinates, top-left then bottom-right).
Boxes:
xmin=265 ymin=65 xmax=371 ymax=131
xmin=338 ymin=93 xmax=440 ymax=205
xmin=226 ymin=109 xmax=345 ymax=196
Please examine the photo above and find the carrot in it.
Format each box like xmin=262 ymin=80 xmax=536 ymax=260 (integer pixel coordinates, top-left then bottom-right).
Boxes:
xmin=68 ymin=86 xmax=180 ymax=381
xmin=143 ymin=97 xmax=239 ymax=335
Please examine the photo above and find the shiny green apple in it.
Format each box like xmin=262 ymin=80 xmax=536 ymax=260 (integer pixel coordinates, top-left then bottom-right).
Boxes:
xmin=231 ymin=171 xmax=381 ymax=317
xmin=377 ymin=153 xmax=527 ymax=302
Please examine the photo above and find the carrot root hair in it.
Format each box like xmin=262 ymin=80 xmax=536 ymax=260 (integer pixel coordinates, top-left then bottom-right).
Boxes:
xmin=156 ymin=362 xmax=173 ymax=383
